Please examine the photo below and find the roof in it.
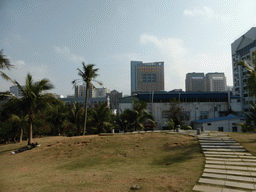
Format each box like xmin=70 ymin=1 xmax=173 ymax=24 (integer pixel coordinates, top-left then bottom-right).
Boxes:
xmin=194 ymin=114 xmax=247 ymax=124
xmin=119 ymin=96 xmax=138 ymax=103
xmin=137 ymin=92 xmax=229 ymax=100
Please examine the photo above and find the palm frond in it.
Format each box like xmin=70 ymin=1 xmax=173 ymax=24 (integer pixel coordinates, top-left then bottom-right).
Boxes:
xmin=0 ymin=49 xmax=14 ymax=70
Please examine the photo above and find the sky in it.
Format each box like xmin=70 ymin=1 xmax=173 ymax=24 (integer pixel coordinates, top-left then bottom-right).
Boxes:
xmin=1 ymin=0 xmax=256 ymax=96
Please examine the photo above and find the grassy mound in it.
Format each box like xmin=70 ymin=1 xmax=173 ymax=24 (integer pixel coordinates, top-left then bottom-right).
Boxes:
xmin=0 ymin=133 xmax=204 ymax=192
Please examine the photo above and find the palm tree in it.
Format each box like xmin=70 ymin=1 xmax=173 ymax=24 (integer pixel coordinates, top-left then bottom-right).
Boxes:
xmin=15 ymin=73 xmax=54 ymax=143
xmin=47 ymin=100 xmax=69 ymax=136
xmin=90 ymin=102 xmax=113 ymax=134
xmin=72 ymin=62 xmax=102 ymax=135
xmin=0 ymin=97 xmax=28 ymax=142
xmin=113 ymin=111 xmax=129 ymax=132
xmin=0 ymin=49 xmax=14 ymax=82
xmin=9 ymin=112 xmax=28 ymax=143
xmin=69 ymin=102 xmax=84 ymax=135
xmin=123 ymin=99 xmax=155 ymax=131
xmin=0 ymin=50 xmax=14 ymax=100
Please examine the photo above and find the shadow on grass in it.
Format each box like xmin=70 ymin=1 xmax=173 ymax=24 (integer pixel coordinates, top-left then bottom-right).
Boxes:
xmin=57 ymin=154 xmax=127 ymax=170
xmin=153 ymin=142 xmax=202 ymax=166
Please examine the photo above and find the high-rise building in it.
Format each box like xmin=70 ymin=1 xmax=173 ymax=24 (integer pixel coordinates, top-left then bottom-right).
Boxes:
xmin=107 ymin=89 xmax=123 ymax=111
xmin=131 ymin=61 xmax=164 ymax=95
xmin=75 ymin=84 xmax=95 ymax=98
xmin=185 ymin=72 xmax=227 ymax=92
xmin=205 ymin=73 xmax=227 ymax=92
xmin=185 ymin=73 xmax=205 ymax=92
xmin=231 ymin=27 xmax=256 ymax=111
xmin=10 ymin=85 xmax=25 ymax=97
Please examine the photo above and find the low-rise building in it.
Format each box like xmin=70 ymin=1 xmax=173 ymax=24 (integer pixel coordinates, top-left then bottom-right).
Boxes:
xmin=193 ymin=114 xmax=247 ymax=132
xmin=119 ymin=91 xmax=243 ymax=131
xmin=59 ymin=96 xmax=109 ymax=108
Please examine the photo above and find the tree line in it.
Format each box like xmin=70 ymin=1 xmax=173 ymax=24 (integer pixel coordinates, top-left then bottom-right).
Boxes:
xmin=0 ymin=50 xmax=156 ymax=144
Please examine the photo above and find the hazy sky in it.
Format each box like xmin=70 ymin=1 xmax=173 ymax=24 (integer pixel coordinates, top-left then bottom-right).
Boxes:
xmin=1 ymin=0 xmax=256 ymax=96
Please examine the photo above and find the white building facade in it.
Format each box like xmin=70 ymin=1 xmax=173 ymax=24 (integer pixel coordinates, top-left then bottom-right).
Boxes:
xmin=232 ymin=27 xmax=256 ymax=111
xmin=119 ymin=92 xmax=243 ymax=131
xmin=193 ymin=114 xmax=247 ymax=132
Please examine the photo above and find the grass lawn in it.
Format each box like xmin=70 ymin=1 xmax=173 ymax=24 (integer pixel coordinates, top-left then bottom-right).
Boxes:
xmin=228 ymin=132 xmax=256 ymax=156
xmin=0 ymin=133 xmax=204 ymax=192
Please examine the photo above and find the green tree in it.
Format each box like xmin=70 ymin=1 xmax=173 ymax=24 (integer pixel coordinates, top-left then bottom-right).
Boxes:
xmin=166 ymin=119 xmax=175 ymax=130
xmin=167 ymin=98 xmax=183 ymax=127
xmin=9 ymin=111 xmax=28 ymax=143
xmin=123 ymin=99 xmax=155 ymax=131
xmin=72 ymin=63 xmax=102 ymax=135
xmin=0 ymin=98 xmax=25 ymax=143
xmin=113 ymin=111 xmax=129 ymax=132
xmin=90 ymin=102 xmax=113 ymax=134
xmin=0 ymin=49 xmax=14 ymax=82
xmin=47 ymin=100 xmax=69 ymax=136
xmin=239 ymin=51 xmax=256 ymax=131
xmin=15 ymin=73 xmax=54 ymax=143
xmin=239 ymin=101 xmax=256 ymax=132
xmin=69 ymin=102 xmax=84 ymax=135
xmin=0 ymin=49 xmax=15 ymax=99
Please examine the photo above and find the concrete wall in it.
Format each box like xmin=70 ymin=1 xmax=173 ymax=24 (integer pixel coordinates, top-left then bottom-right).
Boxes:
xmin=119 ymin=101 xmax=237 ymax=130
xmin=194 ymin=118 xmax=246 ymax=132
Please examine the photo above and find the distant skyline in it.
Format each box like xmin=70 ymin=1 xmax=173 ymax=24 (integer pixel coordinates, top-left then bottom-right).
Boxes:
xmin=1 ymin=1 xmax=256 ymax=96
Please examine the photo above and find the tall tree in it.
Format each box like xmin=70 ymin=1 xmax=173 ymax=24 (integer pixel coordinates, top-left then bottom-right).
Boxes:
xmin=167 ymin=98 xmax=183 ymax=127
xmin=72 ymin=63 xmax=102 ymax=135
xmin=0 ymin=49 xmax=14 ymax=82
xmin=15 ymin=73 xmax=54 ymax=143
xmin=0 ymin=49 xmax=15 ymax=100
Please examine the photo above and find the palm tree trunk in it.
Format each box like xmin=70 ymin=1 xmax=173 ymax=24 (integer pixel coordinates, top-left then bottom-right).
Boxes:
xmin=83 ymin=82 xmax=89 ymax=135
xmin=29 ymin=121 xmax=33 ymax=144
xmin=20 ymin=127 xmax=23 ymax=143
xmin=29 ymin=113 xmax=33 ymax=144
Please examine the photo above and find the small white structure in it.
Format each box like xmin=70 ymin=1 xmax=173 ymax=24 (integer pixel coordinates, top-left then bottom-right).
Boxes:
xmin=193 ymin=114 xmax=247 ymax=132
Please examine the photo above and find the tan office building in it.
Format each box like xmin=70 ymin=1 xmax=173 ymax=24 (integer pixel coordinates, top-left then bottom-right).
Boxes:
xmin=131 ymin=61 xmax=164 ymax=94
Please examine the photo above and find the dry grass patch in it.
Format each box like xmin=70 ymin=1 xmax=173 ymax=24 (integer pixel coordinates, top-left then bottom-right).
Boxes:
xmin=228 ymin=132 xmax=256 ymax=156
xmin=0 ymin=133 xmax=204 ymax=192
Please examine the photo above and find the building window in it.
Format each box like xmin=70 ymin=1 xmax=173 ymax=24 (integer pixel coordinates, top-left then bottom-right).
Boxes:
xmin=200 ymin=111 xmax=209 ymax=119
xmin=162 ymin=111 xmax=171 ymax=118
xmin=207 ymin=123 xmax=211 ymax=126
xmin=142 ymin=73 xmax=157 ymax=83
xmin=180 ymin=111 xmax=190 ymax=121
xmin=218 ymin=127 xmax=224 ymax=132
xmin=232 ymin=127 xmax=237 ymax=132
